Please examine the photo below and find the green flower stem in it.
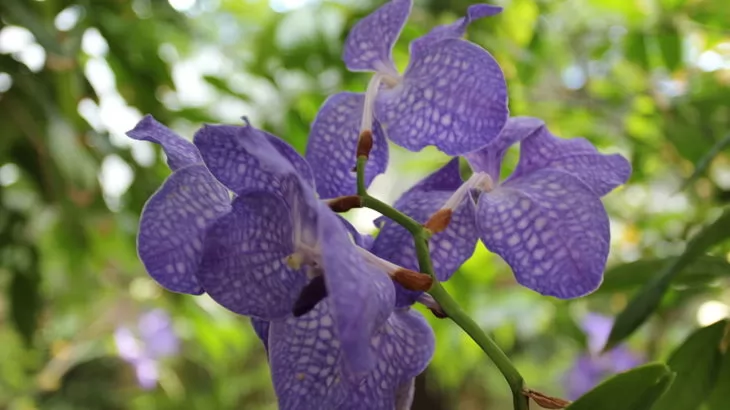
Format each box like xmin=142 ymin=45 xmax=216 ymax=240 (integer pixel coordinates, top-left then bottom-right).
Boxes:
xmin=428 ymin=280 xmax=529 ymax=410
xmin=354 ymin=155 xmax=529 ymax=410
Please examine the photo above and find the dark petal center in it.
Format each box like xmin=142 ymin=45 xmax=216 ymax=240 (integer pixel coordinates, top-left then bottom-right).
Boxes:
xmin=292 ymin=275 xmax=328 ymax=317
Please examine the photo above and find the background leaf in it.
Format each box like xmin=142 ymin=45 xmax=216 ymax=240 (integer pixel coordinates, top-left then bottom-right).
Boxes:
xmin=606 ymin=209 xmax=730 ymax=350
xmin=651 ymin=320 xmax=727 ymax=410
xmin=565 ymin=364 xmax=673 ymax=410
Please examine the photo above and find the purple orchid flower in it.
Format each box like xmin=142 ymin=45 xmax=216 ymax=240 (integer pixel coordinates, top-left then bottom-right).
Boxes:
xmin=126 ymin=116 xmax=315 ymax=296
xmin=465 ymin=117 xmax=631 ymax=298
xmin=564 ymin=313 xmax=644 ymax=399
xmin=114 ymin=309 xmax=179 ymax=390
xmin=306 ymin=2 xmax=508 ymax=199
xmin=192 ymin=124 xmax=398 ymax=373
xmin=190 ymin=124 xmax=435 ymax=407
xmin=373 ymin=117 xmax=630 ymax=300
xmin=129 ymin=116 xmax=436 ymax=408
xmin=345 ymin=1 xmax=508 ymax=155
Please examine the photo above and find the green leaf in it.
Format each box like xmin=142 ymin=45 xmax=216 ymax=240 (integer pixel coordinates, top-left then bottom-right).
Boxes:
xmin=625 ymin=31 xmax=650 ymax=69
xmin=657 ymin=23 xmax=682 ymax=72
xmin=566 ymin=363 xmax=673 ymax=410
xmin=707 ymin=336 xmax=730 ymax=410
xmin=9 ymin=250 xmax=41 ymax=347
xmin=680 ymin=133 xmax=730 ymax=191
xmin=652 ymin=320 xmax=727 ymax=410
xmin=597 ymin=255 xmax=730 ymax=294
xmin=606 ymin=208 xmax=730 ymax=350
xmin=634 ymin=372 xmax=676 ymax=410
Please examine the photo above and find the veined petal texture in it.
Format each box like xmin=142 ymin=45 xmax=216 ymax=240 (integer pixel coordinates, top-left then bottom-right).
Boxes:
xmin=376 ymin=39 xmax=508 ymax=155
xmin=306 ymin=92 xmax=388 ymax=198
xmin=410 ymin=3 xmax=502 ymax=55
xmin=477 ymin=169 xmax=610 ymax=298
xmin=465 ymin=116 xmax=545 ymax=180
xmin=318 ymin=206 xmax=395 ymax=375
xmin=269 ymin=301 xmax=434 ymax=410
xmin=127 ymin=115 xmax=202 ymax=171
xmin=194 ymin=123 xmax=314 ymax=195
xmin=197 ymin=192 xmax=307 ymax=320
xmin=507 ymin=121 xmax=631 ymax=196
xmin=137 ymin=164 xmax=231 ymax=294
xmin=343 ymin=0 xmax=412 ymax=74
xmin=372 ymin=159 xmax=477 ymax=283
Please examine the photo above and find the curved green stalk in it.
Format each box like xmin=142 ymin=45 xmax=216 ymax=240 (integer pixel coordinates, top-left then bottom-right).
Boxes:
xmin=354 ymin=155 xmax=529 ymax=410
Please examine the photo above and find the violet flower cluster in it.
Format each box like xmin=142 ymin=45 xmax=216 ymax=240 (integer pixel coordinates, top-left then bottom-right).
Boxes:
xmin=115 ymin=309 xmax=180 ymax=390
xmin=563 ymin=313 xmax=644 ymax=400
xmin=126 ymin=1 xmax=630 ymax=408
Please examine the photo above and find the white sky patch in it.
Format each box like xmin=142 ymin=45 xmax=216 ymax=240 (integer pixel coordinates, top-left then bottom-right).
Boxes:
xmin=168 ymin=0 xmax=196 ymax=12
xmin=696 ymin=300 xmax=729 ymax=326
xmin=349 ymin=208 xmax=381 ymax=234
xmin=17 ymin=43 xmax=46 ymax=72
xmin=270 ymin=0 xmax=317 ymax=13
xmin=82 ymin=28 xmax=109 ymax=57
xmin=562 ymin=64 xmax=586 ymax=90
xmin=0 ymin=26 xmax=34 ymax=54
xmin=85 ymin=57 xmax=116 ymax=94
xmin=697 ymin=50 xmax=726 ymax=72
xmin=172 ymin=57 xmax=216 ymax=107
xmin=0 ymin=72 xmax=12 ymax=93
xmin=99 ymin=154 xmax=134 ymax=211
xmin=54 ymin=5 xmax=83 ymax=32
xmin=0 ymin=163 xmax=20 ymax=186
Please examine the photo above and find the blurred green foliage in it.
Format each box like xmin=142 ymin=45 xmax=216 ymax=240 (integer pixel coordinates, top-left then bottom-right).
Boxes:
xmin=1 ymin=0 xmax=729 ymax=409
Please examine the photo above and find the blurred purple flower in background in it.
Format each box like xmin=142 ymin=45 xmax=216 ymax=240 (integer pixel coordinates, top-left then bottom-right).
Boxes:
xmin=563 ymin=313 xmax=643 ymax=400
xmin=114 ymin=309 xmax=179 ymax=389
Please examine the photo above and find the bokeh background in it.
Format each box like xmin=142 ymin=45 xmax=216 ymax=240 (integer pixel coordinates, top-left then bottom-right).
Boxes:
xmin=1 ymin=0 xmax=729 ymax=409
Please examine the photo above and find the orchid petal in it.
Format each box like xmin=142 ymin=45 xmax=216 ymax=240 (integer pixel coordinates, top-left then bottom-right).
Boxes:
xmin=251 ymin=318 xmax=270 ymax=353
xmin=137 ymin=164 xmax=231 ymax=294
xmin=306 ymin=92 xmax=388 ymax=198
xmin=376 ymin=39 xmax=508 ymax=155
xmin=318 ymin=206 xmax=395 ymax=375
xmin=194 ymin=123 xmax=313 ymax=195
xmin=269 ymin=301 xmax=434 ymax=410
xmin=465 ymin=116 xmax=545 ymax=180
xmin=127 ymin=115 xmax=202 ymax=171
xmin=343 ymin=0 xmax=412 ymax=74
xmin=508 ymin=121 xmax=631 ymax=196
xmin=372 ymin=159 xmax=478 ymax=285
xmin=478 ymin=169 xmax=610 ymax=298
xmin=411 ymin=4 xmax=502 ymax=55
xmin=197 ymin=192 xmax=307 ymax=320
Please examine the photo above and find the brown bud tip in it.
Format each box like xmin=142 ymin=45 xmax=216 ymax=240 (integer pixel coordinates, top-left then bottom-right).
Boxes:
xmin=393 ymin=269 xmax=433 ymax=292
xmin=326 ymin=195 xmax=363 ymax=213
xmin=356 ymin=130 xmax=374 ymax=159
xmin=523 ymin=389 xmax=571 ymax=409
xmin=424 ymin=209 xmax=452 ymax=234
xmin=429 ymin=307 xmax=448 ymax=319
